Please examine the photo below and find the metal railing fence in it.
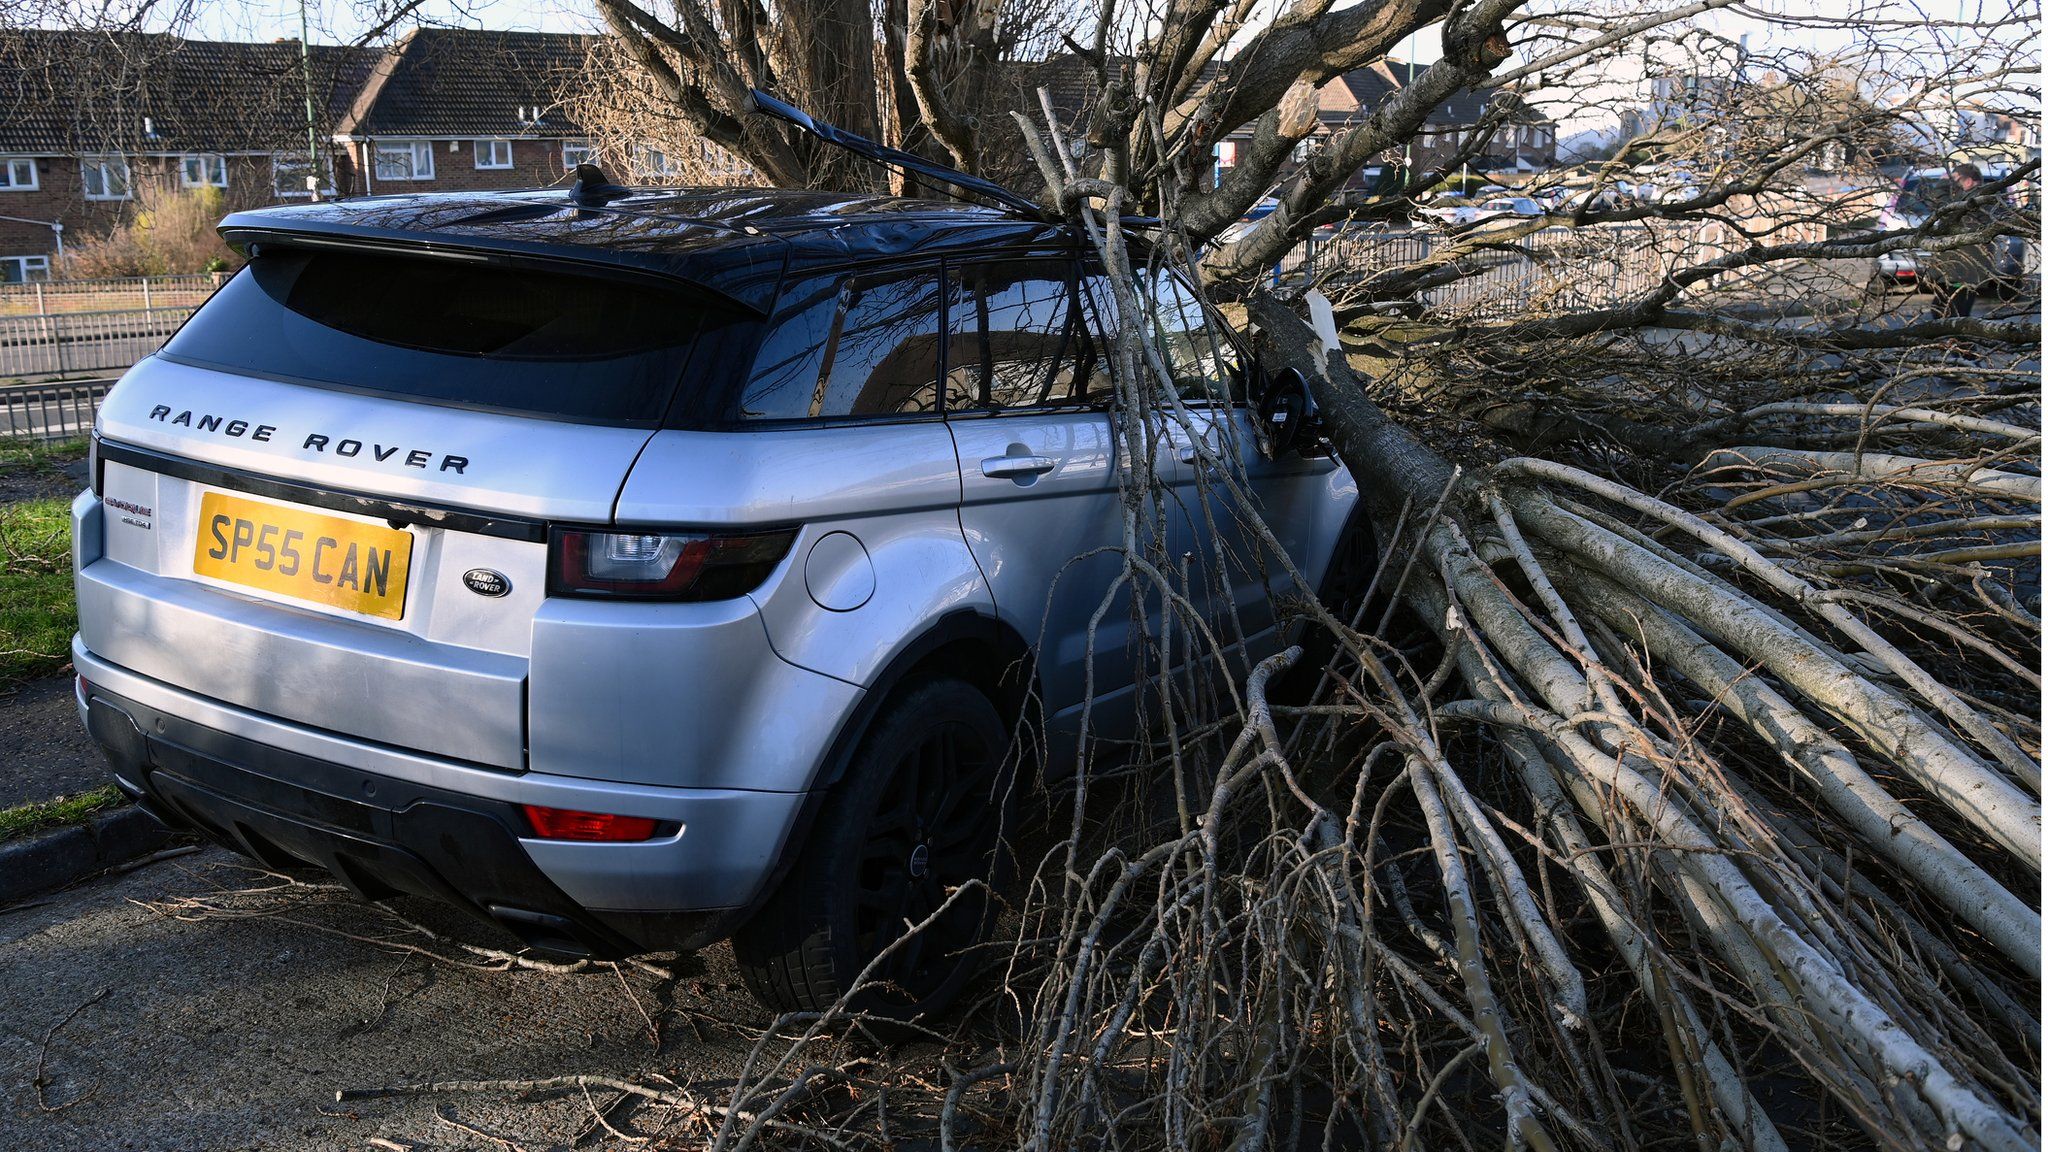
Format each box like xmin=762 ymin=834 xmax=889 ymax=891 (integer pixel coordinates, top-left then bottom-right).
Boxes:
xmin=0 ymin=273 xmax=223 ymax=317
xmin=0 ymin=307 xmax=195 ymax=379
xmin=0 ymin=378 xmax=112 ymax=441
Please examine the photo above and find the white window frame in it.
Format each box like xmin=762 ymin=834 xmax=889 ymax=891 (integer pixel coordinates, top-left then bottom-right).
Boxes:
xmin=473 ymin=138 xmax=514 ymax=170
xmin=561 ymin=141 xmax=595 ymax=172
xmin=0 ymin=158 xmax=37 ymax=191
xmin=0 ymin=254 xmax=52 ymax=283
xmin=374 ymin=139 xmax=435 ymax=181
xmin=80 ymin=155 xmax=132 ymax=201
xmin=633 ymin=146 xmax=675 ymax=180
xmin=180 ymin=153 xmax=228 ymax=189
xmin=271 ymin=152 xmax=335 ymax=199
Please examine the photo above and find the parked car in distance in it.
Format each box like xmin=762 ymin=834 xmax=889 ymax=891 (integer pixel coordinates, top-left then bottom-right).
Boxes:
xmin=1417 ymin=194 xmax=1540 ymax=228
xmin=1217 ymin=196 xmax=1281 ymax=243
xmin=1539 ymin=184 xmax=1625 ymax=214
xmin=1873 ymin=164 xmax=2037 ymax=294
xmin=1624 ymin=163 xmax=1704 ymax=205
xmin=1873 ymin=167 xmax=1951 ymax=291
xmin=69 ymin=160 xmax=1367 ymax=1020
xmin=1423 ymin=195 xmax=1546 ymax=230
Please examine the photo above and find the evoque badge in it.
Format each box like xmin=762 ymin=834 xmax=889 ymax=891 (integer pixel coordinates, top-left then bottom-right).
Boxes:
xmin=462 ymin=568 xmax=512 ymax=598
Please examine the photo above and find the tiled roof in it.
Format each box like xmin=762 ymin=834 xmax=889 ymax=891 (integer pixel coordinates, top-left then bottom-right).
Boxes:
xmin=341 ymin=28 xmax=595 ymax=138
xmin=1025 ymin=53 xmax=1132 ymax=135
xmin=1386 ymin=58 xmax=1553 ymax=127
xmin=0 ymin=30 xmax=376 ymax=153
xmin=1331 ymin=63 xmax=1401 ymax=115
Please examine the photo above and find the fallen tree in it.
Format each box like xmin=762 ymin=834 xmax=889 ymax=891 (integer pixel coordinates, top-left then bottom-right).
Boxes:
xmin=319 ymin=0 xmax=2040 ymax=1147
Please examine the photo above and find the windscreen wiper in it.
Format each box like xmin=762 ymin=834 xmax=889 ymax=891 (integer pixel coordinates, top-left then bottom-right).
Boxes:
xmin=748 ymin=89 xmax=1046 ymax=218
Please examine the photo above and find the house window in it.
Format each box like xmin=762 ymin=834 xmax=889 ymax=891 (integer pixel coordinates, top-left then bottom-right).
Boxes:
xmin=80 ymin=156 xmax=131 ymax=200
xmin=474 ymin=139 xmax=513 ymax=169
xmin=374 ymin=140 xmax=434 ymax=181
xmin=634 ymin=147 xmax=673 ymax=180
xmin=0 ymin=158 xmax=37 ymax=191
xmin=1216 ymin=141 xmax=1238 ymax=169
xmin=561 ymin=142 xmax=595 ymax=172
xmin=0 ymin=255 xmax=51 ymax=283
xmin=181 ymin=153 xmax=228 ymax=189
xmin=272 ymin=153 xmax=335 ymax=199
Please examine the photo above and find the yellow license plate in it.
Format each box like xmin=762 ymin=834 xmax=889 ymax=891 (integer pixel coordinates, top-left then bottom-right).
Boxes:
xmin=192 ymin=491 xmax=414 ymax=620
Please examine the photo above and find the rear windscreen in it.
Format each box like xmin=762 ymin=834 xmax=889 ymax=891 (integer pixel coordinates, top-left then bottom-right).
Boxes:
xmin=161 ymin=247 xmax=722 ymax=424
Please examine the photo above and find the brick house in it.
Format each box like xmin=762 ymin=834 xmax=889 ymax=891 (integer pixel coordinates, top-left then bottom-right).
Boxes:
xmin=0 ymin=30 xmax=379 ymax=281
xmin=1212 ymin=64 xmax=1409 ymax=193
xmin=1385 ymin=60 xmax=1557 ymax=177
xmin=0 ymin=27 xmax=604 ymax=281
xmin=1305 ymin=60 xmax=1555 ymax=182
xmin=331 ymin=29 xmax=601 ymax=198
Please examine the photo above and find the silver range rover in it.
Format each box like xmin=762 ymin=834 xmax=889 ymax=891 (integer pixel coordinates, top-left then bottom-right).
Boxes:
xmin=72 ymin=179 xmax=1361 ymax=1018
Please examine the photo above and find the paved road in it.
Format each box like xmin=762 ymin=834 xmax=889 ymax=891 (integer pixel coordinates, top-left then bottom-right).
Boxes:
xmin=0 ymin=848 xmax=777 ymax=1150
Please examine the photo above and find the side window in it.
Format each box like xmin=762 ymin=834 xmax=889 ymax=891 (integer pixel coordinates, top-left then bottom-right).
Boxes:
xmin=945 ymin=260 xmax=1087 ymax=410
xmin=1142 ymin=269 xmax=1241 ymax=403
xmin=736 ymin=270 xmax=945 ymax=420
xmin=1076 ymin=271 xmax=1119 ymax=398
xmin=737 ymin=275 xmax=837 ymax=420
xmin=822 ymin=272 xmax=944 ymax=417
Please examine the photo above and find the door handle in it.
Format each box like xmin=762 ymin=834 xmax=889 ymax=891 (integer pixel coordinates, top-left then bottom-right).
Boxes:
xmin=981 ymin=454 xmax=1058 ymax=480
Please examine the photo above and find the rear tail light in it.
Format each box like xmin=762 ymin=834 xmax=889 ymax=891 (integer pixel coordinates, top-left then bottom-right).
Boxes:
xmin=547 ymin=527 xmax=795 ymax=600
xmin=88 ymin=432 xmax=103 ymax=497
xmin=522 ymin=805 xmax=660 ymax=842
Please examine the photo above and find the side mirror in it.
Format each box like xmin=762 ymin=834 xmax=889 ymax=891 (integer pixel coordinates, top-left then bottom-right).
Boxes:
xmin=1256 ymin=366 xmax=1312 ymax=459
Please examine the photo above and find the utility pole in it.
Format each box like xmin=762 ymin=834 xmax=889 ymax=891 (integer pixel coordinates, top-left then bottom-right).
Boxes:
xmin=1401 ymin=31 xmax=1416 ymax=184
xmin=299 ymin=0 xmax=322 ymax=200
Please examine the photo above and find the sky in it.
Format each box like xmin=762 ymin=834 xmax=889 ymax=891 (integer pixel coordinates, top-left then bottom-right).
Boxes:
xmin=187 ymin=0 xmax=1944 ymax=50
xmin=187 ymin=0 xmax=589 ymax=40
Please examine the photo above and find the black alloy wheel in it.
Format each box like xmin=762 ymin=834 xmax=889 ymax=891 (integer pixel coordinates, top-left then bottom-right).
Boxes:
xmin=734 ymin=677 xmax=1014 ymax=1021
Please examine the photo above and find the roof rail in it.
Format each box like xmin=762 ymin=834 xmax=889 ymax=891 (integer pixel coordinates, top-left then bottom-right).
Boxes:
xmin=748 ymin=89 xmax=1046 ymax=218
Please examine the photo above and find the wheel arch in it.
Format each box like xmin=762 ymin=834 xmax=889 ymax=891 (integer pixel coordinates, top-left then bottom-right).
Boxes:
xmin=813 ymin=609 xmax=1038 ymax=793
xmin=728 ymin=609 xmax=1038 ymax=935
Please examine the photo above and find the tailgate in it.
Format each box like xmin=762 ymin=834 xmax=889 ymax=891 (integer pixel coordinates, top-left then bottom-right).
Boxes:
xmin=82 ymin=358 xmax=658 ymax=769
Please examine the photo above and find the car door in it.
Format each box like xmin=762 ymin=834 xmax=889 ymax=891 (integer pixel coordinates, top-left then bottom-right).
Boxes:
xmin=1135 ymin=268 xmax=1337 ymax=666
xmin=944 ymin=256 xmax=1162 ymax=754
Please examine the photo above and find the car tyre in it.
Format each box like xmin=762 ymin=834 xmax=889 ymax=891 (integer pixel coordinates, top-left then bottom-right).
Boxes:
xmin=734 ymin=677 xmax=1013 ymax=1024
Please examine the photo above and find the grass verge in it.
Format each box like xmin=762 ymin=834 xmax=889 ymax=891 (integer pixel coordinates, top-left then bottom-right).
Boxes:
xmin=0 ymin=494 xmax=76 ymax=687
xmin=1 ymin=435 xmax=82 ymax=685
xmin=0 ymin=785 xmax=120 ymax=841
xmin=0 ymin=435 xmax=88 ymax=473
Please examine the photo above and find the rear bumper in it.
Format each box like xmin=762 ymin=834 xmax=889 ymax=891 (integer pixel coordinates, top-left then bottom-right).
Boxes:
xmin=74 ymin=642 xmax=807 ymax=956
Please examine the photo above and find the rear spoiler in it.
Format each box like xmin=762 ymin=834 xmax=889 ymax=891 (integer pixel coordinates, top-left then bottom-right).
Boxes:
xmin=749 ymin=89 xmax=1047 ymax=218
xmin=217 ymin=216 xmax=783 ymax=315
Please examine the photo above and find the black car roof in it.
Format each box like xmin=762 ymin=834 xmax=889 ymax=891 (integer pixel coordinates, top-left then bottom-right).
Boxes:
xmin=218 ymin=187 xmax=1078 ymax=313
